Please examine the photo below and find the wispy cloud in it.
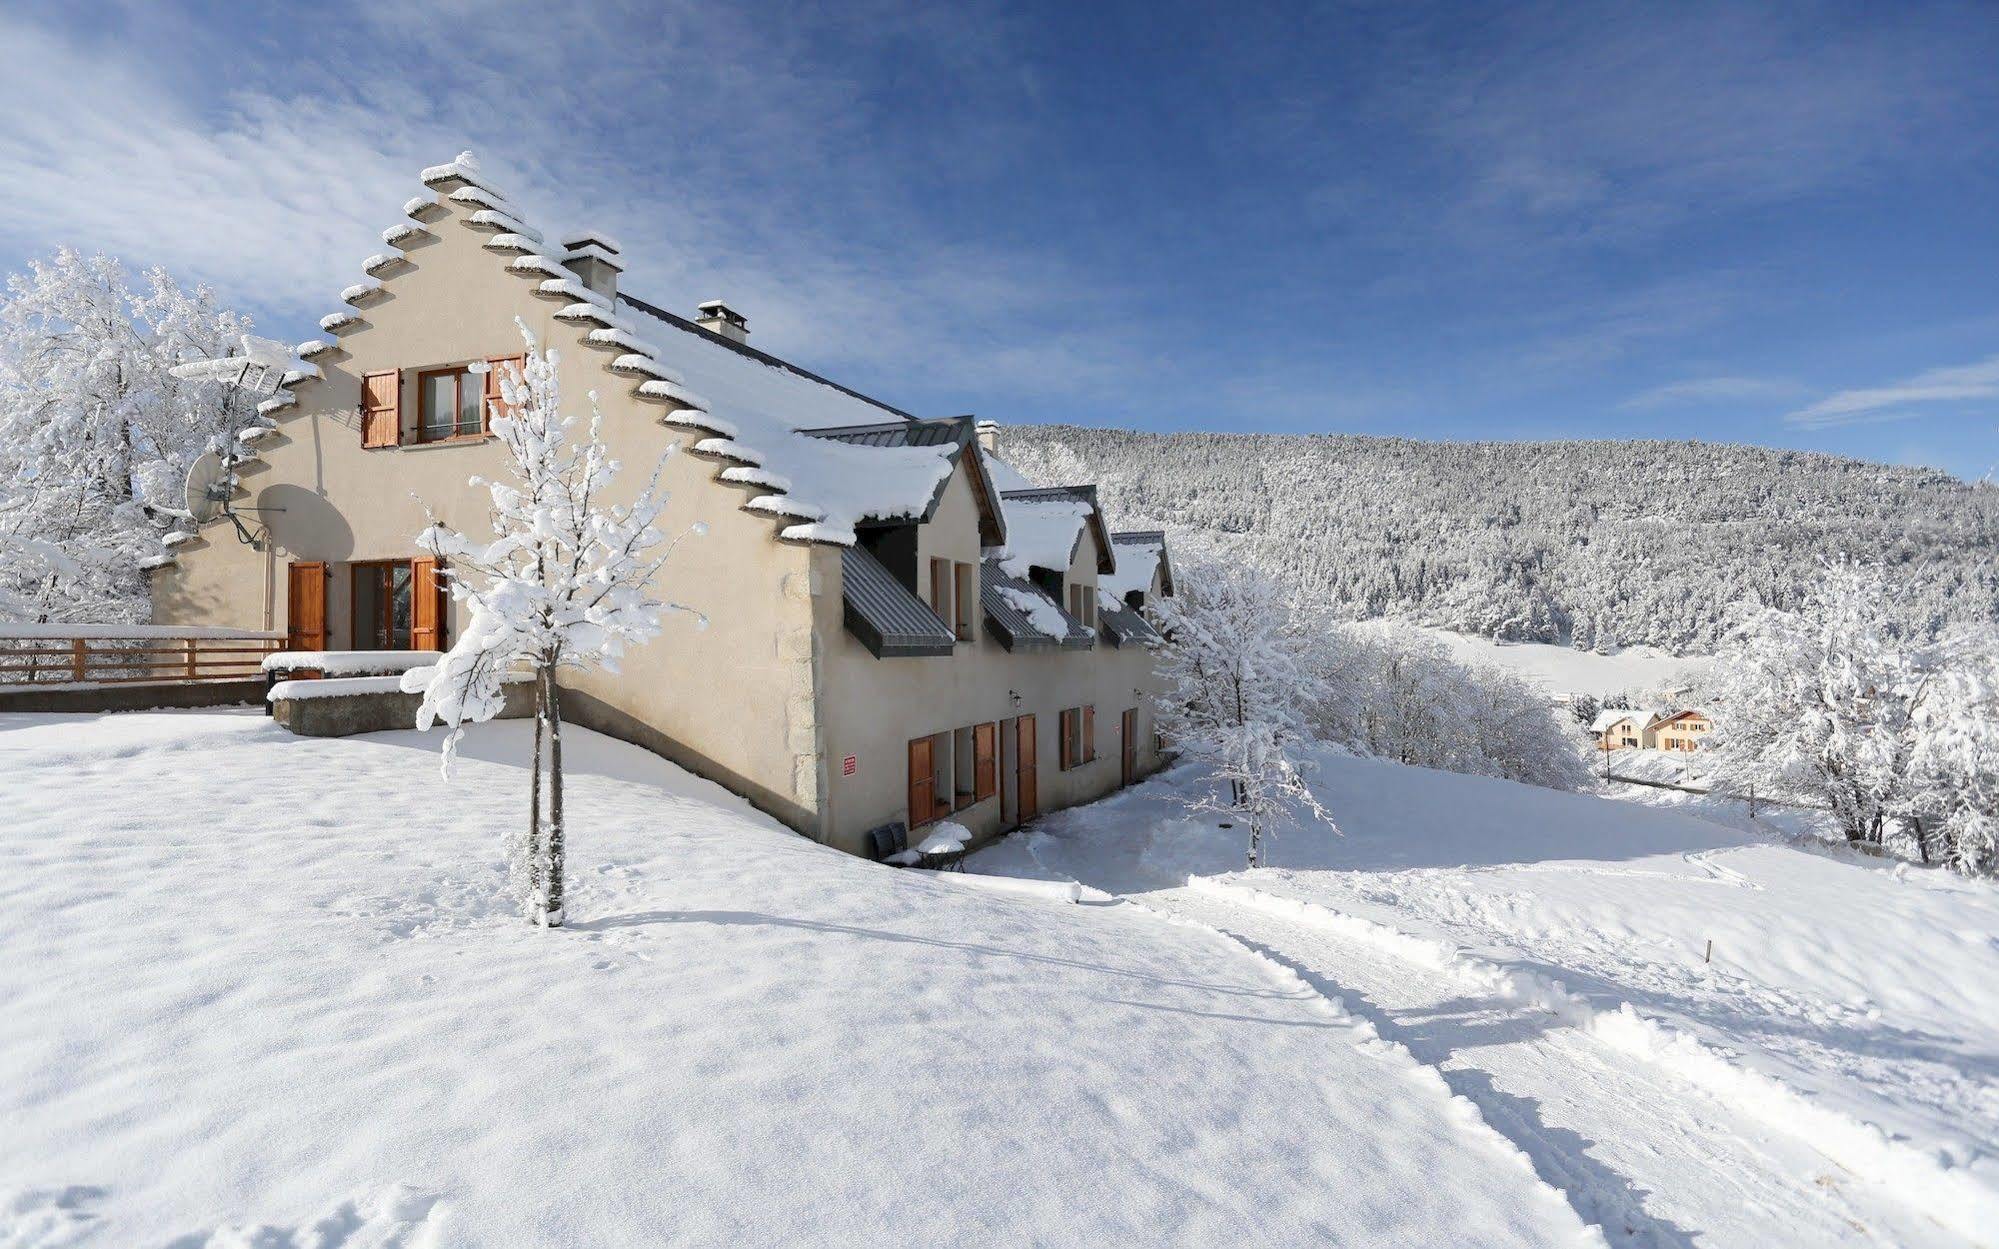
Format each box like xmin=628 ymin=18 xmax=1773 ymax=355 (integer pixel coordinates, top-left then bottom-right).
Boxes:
xmin=1788 ymin=355 xmax=1999 ymax=428
xmin=1619 ymin=376 xmax=1804 ymax=410
xmin=0 ymin=3 xmax=1140 ymax=407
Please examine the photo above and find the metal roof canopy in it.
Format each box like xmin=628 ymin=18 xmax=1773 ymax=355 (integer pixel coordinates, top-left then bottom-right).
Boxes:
xmin=841 ymin=545 xmax=956 ymax=658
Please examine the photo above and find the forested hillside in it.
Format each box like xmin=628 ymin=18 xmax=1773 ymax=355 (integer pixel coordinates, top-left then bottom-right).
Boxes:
xmin=999 ymin=426 xmax=1999 ymax=653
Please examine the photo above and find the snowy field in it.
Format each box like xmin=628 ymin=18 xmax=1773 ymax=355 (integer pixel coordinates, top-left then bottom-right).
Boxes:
xmin=0 ymin=711 xmax=1601 ymax=1247
xmin=1389 ymin=625 xmax=1710 ymax=700
xmin=974 ymin=751 xmax=1999 ymax=1247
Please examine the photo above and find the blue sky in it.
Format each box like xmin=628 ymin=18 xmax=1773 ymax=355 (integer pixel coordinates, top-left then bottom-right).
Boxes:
xmin=3 ymin=0 xmax=1995 ymax=479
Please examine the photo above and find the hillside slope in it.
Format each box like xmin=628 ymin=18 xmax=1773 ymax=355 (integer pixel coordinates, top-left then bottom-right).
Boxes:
xmin=0 ymin=711 xmax=1597 ymax=1247
xmin=998 ymin=426 xmax=1999 ymax=652
xmin=974 ymin=752 xmax=1999 ymax=1246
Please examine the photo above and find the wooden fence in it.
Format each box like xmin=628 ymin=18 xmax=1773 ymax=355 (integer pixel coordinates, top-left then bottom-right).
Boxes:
xmin=0 ymin=626 xmax=286 ymax=689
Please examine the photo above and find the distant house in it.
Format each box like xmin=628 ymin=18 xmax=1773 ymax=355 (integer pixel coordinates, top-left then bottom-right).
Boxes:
xmin=1587 ymin=708 xmax=1712 ymax=753
xmin=1649 ymin=710 xmax=1712 ymax=752
xmin=1588 ymin=709 xmax=1651 ymax=751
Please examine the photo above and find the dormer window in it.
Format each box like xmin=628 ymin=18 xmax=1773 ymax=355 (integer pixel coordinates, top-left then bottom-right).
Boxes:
xmin=929 ymin=557 xmax=976 ymax=644
xmin=1067 ymin=583 xmax=1097 ymax=629
xmin=417 ymin=366 xmax=485 ymax=442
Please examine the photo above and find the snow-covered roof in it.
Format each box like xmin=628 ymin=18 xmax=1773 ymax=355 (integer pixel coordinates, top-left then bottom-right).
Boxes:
xmin=981 ymin=561 xmax=1092 ymax=652
xmin=1104 ymin=530 xmax=1171 ymax=601
xmin=613 ymin=295 xmax=965 ymax=544
xmin=1589 ymin=708 xmax=1654 ymax=733
xmin=994 ymin=486 xmax=1115 ymax=578
xmin=995 ymin=494 xmax=1090 ymax=578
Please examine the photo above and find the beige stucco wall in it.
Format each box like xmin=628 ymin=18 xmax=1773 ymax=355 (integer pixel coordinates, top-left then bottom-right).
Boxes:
xmin=149 ymin=186 xmax=824 ymax=830
xmin=816 ymin=464 xmax=1169 ymax=856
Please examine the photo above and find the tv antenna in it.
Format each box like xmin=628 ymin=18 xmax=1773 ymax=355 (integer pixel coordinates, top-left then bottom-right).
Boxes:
xmin=168 ymin=334 xmax=296 ymax=396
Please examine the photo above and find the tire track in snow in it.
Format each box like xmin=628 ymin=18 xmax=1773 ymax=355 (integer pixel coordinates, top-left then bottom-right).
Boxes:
xmin=1116 ymin=895 xmax=1611 ymax=1249
xmin=1172 ymin=878 xmax=1987 ymax=1248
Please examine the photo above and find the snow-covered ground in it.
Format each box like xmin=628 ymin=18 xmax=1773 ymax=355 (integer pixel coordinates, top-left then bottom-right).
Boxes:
xmin=973 ymin=751 xmax=1999 ymax=1247
xmin=1 ymin=711 xmax=1602 ymax=1247
xmin=1384 ymin=625 xmax=1710 ymax=700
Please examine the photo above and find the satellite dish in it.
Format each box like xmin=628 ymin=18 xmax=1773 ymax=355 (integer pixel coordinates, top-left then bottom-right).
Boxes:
xmin=184 ymin=450 xmax=233 ymax=524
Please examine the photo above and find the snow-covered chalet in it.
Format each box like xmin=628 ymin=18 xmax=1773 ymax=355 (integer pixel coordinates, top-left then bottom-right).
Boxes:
xmin=149 ymin=153 xmax=1176 ymax=858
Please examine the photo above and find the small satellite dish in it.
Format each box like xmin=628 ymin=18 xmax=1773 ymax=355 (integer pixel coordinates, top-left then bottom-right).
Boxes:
xmin=168 ymin=335 xmax=296 ymax=397
xmin=184 ymin=450 xmax=233 ymax=524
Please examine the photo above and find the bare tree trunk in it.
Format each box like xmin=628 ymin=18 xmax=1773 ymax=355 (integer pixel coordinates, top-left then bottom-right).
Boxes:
xmin=1247 ymin=813 xmax=1262 ymax=870
xmin=528 ymin=671 xmax=545 ymax=908
xmin=543 ymin=662 xmax=565 ymax=928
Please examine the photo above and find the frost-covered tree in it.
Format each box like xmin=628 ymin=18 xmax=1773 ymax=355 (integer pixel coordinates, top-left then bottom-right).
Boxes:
xmin=403 ymin=325 xmax=706 ymax=927
xmin=1701 ymin=565 xmax=1936 ymax=848
xmin=1000 ymin=425 xmax=1999 ymax=654
xmin=1303 ymin=622 xmax=1589 ymax=791
xmin=0 ymin=248 xmax=263 ymax=621
xmin=1154 ymin=559 xmax=1333 ymax=867
xmin=1905 ymin=631 xmax=1999 ymax=874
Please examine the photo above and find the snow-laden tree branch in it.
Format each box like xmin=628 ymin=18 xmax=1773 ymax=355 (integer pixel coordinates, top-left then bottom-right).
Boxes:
xmin=402 ymin=322 xmax=706 ymax=926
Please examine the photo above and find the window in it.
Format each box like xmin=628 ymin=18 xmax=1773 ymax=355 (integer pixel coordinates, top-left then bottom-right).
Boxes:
xmin=350 ymin=558 xmax=446 ymax=651
xmin=351 ymin=561 xmax=413 ymax=649
xmin=914 ymin=724 xmax=996 ymax=822
xmin=416 ymin=366 xmax=485 ymax=442
xmin=953 ymin=562 xmax=976 ymax=641
xmin=1059 ymin=705 xmax=1096 ymax=770
xmin=1067 ymin=583 xmax=1096 ymax=629
xmin=953 ymin=727 xmax=976 ymax=809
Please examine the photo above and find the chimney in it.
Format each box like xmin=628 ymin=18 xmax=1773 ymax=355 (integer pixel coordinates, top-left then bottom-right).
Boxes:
xmin=559 ymin=231 xmax=623 ymax=300
xmin=694 ymin=299 xmax=750 ymax=344
xmin=975 ymin=419 xmax=1000 ymax=456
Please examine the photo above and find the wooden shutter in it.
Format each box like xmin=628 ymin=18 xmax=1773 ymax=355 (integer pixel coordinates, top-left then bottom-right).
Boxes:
xmin=908 ymin=736 xmax=935 ymax=826
xmin=410 ymin=557 xmax=444 ymax=651
xmin=929 ymin=558 xmax=950 ymax=621
xmin=286 ymin=562 xmax=327 ymax=651
xmin=362 ymin=371 xmax=400 ymax=448
xmin=484 ymin=355 xmax=524 ymax=431
xmin=1058 ymin=709 xmax=1073 ymax=770
xmin=974 ymin=722 xmax=997 ymax=802
xmin=1083 ymin=705 xmax=1096 ymax=763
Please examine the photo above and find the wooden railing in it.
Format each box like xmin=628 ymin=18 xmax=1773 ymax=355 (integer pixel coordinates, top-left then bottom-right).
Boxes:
xmin=0 ymin=625 xmax=286 ymax=689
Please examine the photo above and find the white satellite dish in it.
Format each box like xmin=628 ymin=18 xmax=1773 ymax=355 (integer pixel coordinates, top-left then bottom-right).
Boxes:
xmin=183 ymin=450 xmax=233 ymax=524
xmin=169 ymin=334 xmax=296 ymax=397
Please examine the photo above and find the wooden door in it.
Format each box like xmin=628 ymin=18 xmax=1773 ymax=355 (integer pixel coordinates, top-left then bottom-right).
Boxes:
xmin=1016 ymin=714 xmax=1038 ymax=822
xmin=908 ymin=736 xmax=935 ymax=826
xmin=1121 ymin=708 xmax=1138 ymax=786
xmin=286 ymin=561 xmax=327 ymax=651
xmin=410 ymin=557 xmax=444 ymax=651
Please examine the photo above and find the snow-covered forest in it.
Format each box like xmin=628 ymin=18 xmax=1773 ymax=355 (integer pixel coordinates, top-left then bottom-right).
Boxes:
xmin=1001 ymin=425 xmax=1999 ymax=653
